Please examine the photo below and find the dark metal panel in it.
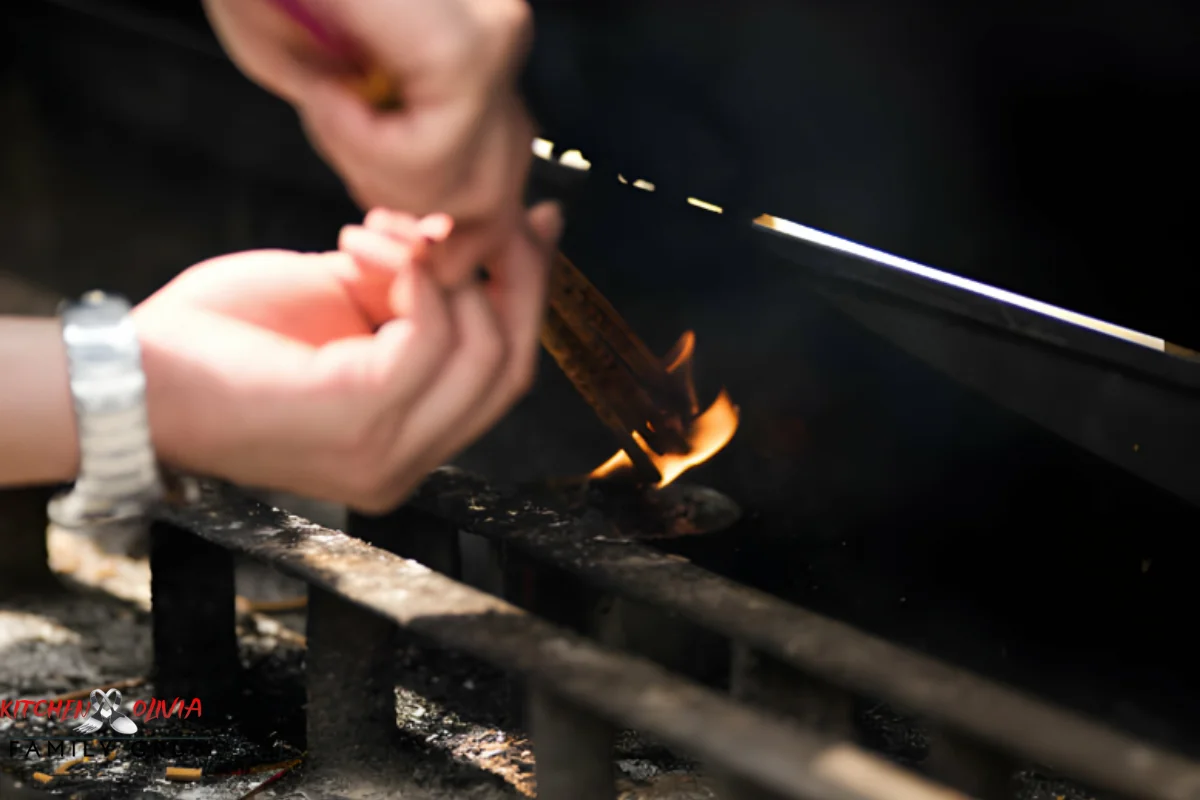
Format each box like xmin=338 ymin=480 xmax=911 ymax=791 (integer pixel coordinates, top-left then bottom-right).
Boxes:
xmin=813 ymin=284 xmax=1200 ymax=511
xmin=13 ymin=0 xmax=1200 ymax=344
xmin=748 ymin=218 xmax=1200 ymax=509
xmin=522 ymin=0 xmax=1200 ymax=348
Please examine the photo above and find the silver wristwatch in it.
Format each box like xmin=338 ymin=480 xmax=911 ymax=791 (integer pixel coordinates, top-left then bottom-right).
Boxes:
xmin=48 ymin=291 xmax=163 ymax=529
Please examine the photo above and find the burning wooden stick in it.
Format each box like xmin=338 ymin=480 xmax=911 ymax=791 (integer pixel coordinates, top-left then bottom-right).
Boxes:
xmin=542 ymin=252 xmax=736 ymax=488
xmin=546 ymin=253 xmax=698 ymax=447
xmin=541 ymin=306 xmax=663 ymax=482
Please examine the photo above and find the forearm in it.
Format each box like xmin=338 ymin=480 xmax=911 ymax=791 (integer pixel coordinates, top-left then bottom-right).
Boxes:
xmin=0 ymin=317 xmax=79 ymax=487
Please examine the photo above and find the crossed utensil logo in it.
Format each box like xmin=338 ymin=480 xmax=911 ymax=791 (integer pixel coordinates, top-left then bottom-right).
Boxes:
xmin=73 ymin=689 xmax=138 ymax=735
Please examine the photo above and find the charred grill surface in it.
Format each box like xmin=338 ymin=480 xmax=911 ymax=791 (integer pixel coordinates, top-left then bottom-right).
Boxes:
xmin=524 ymin=476 xmax=743 ymax=540
xmin=149 ymin=480 xmax=944 ymax=800
xmin=7 ymin=472 xmax=1196 ymax=799
xmin=408 ymin=468 xmax=1200 ymax=800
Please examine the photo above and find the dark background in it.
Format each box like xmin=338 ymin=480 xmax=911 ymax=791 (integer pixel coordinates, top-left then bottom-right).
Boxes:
xmin=4 ymin=0 xmax=1200 ymax=764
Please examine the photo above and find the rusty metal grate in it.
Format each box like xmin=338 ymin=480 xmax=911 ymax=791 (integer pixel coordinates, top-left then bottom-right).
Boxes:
xmin=149 ymin=480 xmax=944 ymax=800
xmin=136 ymin=469 xmax=1200 ymax=800
xmin=7 ymin=470 xmax=1200 ymax=799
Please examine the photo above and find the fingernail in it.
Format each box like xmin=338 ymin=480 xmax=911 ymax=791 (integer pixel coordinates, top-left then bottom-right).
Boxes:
xmin=338 ymin=224 xmax=365 ymax=250
xmin=363 ymin=208 xmax=389 ymax=229
xmin=417 ymin=213 xmax=454 ymax=243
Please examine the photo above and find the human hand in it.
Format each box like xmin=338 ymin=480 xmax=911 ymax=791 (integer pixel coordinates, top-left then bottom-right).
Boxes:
xmin=201 ymin=0 xmax=537 ymax=288
xmin=132 ymin=202 xmax=562 ymax=512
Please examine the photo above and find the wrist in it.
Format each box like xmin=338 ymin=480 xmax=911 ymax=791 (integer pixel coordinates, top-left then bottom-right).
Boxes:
xmin=130 ymin=304 xmax=229 ymax=483
xmin=0 ymin=317 xmax=80 ymax=486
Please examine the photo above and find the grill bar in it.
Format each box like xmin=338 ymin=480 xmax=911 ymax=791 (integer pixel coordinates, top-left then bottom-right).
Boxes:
xmin=528 ymin=688 xmax=617 ymax=800
xmin=730 ymin=644 xmax=856 ymax=739
xmin=925 ymin=730 xmax=1020 ymax=800
xmin=409 ymin=467 xmax=1200 ymax=800
xmin=153 ymin=480 xmax=956 ymax=800
xmin=148 ymin=519 xmax=240 ymax=716
xmin=0 ymin=487 xmax=58 ymax=598
xmin=304 ymin=584 xmax=407 ymax=781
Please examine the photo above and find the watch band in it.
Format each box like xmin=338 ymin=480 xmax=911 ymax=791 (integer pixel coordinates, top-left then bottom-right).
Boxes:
xmin=48 ymin=291 xmax=163 ymax=529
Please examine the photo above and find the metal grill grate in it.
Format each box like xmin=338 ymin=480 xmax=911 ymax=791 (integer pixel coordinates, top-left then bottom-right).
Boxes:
xmin=117 ymin=470 xmax=1200 ymax=800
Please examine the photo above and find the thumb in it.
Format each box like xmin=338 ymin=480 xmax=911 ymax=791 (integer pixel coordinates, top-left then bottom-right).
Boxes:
xmin=483 ymin=200 xmax=563 ymax=344
xmin=526 ymin=200 xmax=565 ymax=253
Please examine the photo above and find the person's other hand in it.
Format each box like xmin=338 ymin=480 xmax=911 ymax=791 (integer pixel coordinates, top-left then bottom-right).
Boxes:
xmin=133 ymin=202 xmax=561 ymax=512
xmin=201 ymin=0 xmax=537 ymax=288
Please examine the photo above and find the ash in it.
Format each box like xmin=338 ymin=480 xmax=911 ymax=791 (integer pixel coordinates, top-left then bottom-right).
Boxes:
xmin=1 ymin=521 xmax=716 ymax=800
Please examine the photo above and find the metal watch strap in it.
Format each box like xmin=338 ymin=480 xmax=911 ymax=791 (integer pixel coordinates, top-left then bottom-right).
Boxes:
xmin=48 ymin=291 xmax=163 ymax=529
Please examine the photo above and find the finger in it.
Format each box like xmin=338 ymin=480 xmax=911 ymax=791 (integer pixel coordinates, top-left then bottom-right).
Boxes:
xmin=299 ymin=79 xmax=531 ymax=233
xmin=339 ymin=224 xmax=427 ymax=269
xmin=202 ymin=0 xmax=338 ymax=105
xmin=488 ymin=201 xmax=563 ymax=374
xmin=407 ymin=214 xmax=458 ymax=272
xmin=337 ymin=225 xmax=429 ymax=323
xmin=302 ymin=85 xmax=533 ymax=290
xmin=429 ymin=201 xmax=563 ymax=456
xmin=423 ymin=226 xmax=493 ymax=289
xmin=478 ymin=200 xmax=562 ymax=419
xmin=426 ymin=189 xmax=529 ymax=288
xmin=423 ymin=101 xmax=536 ymax=288
xmin=364 ymin=208 xmax=423 ymax=243
xmin=262 ymin=0 xmax=359 ymax=61
xmin=528 ymin=201 xmax=567 ymax=261
xmin=382 ymin=281 xmax=506 ymax=479
xmin=299 ymin=78 xmax=481 ymax=203
xmin=364 ymin=210 xmax=454 ymax=252
xmin=310 ymin=253 xmax=453 ymax=416
xmin=417 ymin=213 xmax=454 ymax=243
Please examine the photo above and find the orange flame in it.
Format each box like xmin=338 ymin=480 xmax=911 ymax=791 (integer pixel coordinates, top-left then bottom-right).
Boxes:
xmin=589 ymin=331 xmax=740 ymax=488
xmin=663 ymin=330 xmax=695 ymax=374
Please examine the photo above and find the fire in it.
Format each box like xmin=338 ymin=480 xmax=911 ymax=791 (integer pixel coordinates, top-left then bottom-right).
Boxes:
xmin=589 ymin=391 xmax=739 ymax=488
xmin=663 ymin=330 xmax=695 ymax=373
xmin=589 ymin=331 xmax=740 ymax=488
